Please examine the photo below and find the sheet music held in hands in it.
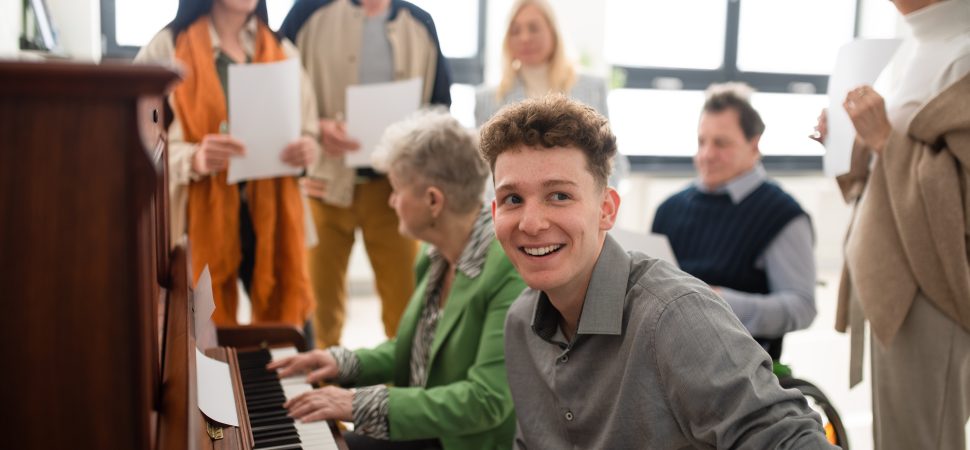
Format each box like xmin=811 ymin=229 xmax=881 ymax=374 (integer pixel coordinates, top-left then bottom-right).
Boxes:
xmin=227 ymin=58 xmax=303 ymax=183
xmin=344 ymin=77 xmax=423 ymax=168
xmin=823 ymin=38 xmax=901 ymax=177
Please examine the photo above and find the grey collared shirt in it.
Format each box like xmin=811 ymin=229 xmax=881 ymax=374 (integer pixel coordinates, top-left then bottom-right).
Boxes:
xmin=693 ymin=164 xmax=817 ymax=337
xmin=504 ymin=235 xmax=836 ymax=450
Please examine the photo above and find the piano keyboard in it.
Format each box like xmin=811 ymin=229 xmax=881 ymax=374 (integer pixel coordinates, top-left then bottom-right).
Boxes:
xmin=237 ymin=347 xmax=340 ymax=450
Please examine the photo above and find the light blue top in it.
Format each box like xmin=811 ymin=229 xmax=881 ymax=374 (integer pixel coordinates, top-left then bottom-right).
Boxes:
xmin=474 ymin=73 xmax=609 ymax=126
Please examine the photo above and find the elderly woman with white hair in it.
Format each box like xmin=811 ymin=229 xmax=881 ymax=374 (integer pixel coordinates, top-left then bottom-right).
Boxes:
xmin=268 ymin=110 xmax=525 ymax=450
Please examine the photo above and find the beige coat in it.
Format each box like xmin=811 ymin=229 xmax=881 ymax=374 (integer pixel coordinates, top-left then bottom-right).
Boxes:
xmin=836 ymin=73 xmax=970 ymax=344
xmin=135 ymin=19 xmax=320 ymax=246
xmin=291 ymin=0 xmax=442 ymax=207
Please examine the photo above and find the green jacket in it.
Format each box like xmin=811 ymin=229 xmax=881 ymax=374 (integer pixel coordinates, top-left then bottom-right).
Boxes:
xmin=354 ymin=240 xmax=525 ymax=450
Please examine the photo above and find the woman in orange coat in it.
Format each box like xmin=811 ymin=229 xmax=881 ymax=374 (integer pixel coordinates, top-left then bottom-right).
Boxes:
xmin=137 ymin=0 xmax=318 ymax=328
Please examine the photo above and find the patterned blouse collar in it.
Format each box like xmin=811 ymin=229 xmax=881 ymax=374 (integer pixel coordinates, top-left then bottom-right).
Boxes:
xmin=425 ymin=204 xmax=493 ymax=279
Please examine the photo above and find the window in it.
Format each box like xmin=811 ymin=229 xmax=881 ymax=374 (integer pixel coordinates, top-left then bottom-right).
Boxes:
xmin=605 ymin=0 xmax=858 ymax=170
xmin=104 ymin=0 xmax=294 ymax=55
xmin=100 ymin=0 xmax=486 ymax=85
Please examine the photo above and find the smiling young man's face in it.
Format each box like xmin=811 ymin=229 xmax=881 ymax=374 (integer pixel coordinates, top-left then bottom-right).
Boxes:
xmin=492 ymin=145 xmax=619 ymax=301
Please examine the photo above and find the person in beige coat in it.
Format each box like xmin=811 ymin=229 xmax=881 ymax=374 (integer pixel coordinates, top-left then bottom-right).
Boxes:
xmin=278 ymin=0 xmax=452 ymax=348
xmin=818 ymin=1 xmax=970 ymax=448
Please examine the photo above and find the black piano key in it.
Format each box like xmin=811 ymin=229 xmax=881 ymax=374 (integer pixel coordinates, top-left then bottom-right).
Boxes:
xmin=248 ymin=402 xmax=288 ymax=413
xmin=249 ymin=409 xmax=291 ymax=420
xmin=245 ymin=391 xmax=286 ymax=402
xmin=254 ymin=444 xmax=303 ymax=450
xmin=243 ymin=384 xmax=283 ymax=395
xmin=254 ymin=429 xmax=300 ymax=445
xmin=253 ymin=435 xmax=301 ymax=448
xmin=253 ymin=424 xmax=298 ymax=438
xmin=250 ymin=413 xmax=292 ymax=425
xmin=252 ymin=421 xmax=299 ymax=433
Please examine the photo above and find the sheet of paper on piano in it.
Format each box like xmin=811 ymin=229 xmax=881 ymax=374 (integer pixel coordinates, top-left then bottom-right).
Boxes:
xmin=194 ymin=265 xmax=218 ymax=350
xmin=609 ymin=228 xmax=679 ymax=268
xmin=196 ymin=347 xmax=241 ymax=426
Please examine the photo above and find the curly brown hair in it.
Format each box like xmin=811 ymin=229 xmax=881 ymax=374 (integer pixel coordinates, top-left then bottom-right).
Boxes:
xmin=479 ymin=94 xmax=617 ymax=188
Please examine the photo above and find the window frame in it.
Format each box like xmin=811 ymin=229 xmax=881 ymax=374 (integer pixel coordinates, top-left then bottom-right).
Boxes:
xmin=614 ymin=0 xmax=862 ymax=172
xmin=98 ymin=0 xmax=488 ymax=85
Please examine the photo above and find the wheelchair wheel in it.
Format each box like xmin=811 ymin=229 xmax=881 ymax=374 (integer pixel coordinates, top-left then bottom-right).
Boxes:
xmin=779 ymin=376 xmax=850 ymax=449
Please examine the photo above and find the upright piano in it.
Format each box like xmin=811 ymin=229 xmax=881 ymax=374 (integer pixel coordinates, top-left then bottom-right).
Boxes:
xmin=0 ymin=61 xmax=344 ymax=450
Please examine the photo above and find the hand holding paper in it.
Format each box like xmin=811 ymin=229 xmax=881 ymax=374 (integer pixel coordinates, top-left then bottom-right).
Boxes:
xmin=192 ymin=134 xmax=246 ymax=175
xmin=319 ymin=118 xmax=360 ymax=157
xmin=842 ymin=85 xmax=892 ymax=155
xmin=822 ymin=38 xmax=901 ymax=177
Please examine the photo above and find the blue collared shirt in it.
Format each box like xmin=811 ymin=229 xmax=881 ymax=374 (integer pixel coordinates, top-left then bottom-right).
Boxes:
xmin=694 ymin=164 xmax=817 ymax=337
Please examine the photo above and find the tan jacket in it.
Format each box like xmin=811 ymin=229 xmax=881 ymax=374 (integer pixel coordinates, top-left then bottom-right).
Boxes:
xmin=135 ymin=19 xmax=320 ymax=246
xmin=836 ymin=73 xmax=970 ymax=344
xmin=283 ymin=0 xmax=448 ymax=207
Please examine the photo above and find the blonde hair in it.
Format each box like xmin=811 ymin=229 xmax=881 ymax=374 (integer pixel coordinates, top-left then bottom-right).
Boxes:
xmin=496 ymin=0 xmax=576 ymax=100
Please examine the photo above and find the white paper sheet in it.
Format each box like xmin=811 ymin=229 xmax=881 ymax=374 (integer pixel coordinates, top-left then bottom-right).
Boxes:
xmin=345 ymin=77 xmax=423 ymax=168
xmin=823 ymin=38 xmax=902 ymax=177
xmin=194 ymin=266 xmax=218 ymax=350
xmin=227 ymin=58 xmax=303 ymax=184
xmin=610 ymin=228 xmax=679 ymax=268
xmin=195 ymin=347 xmax=240 ymax=426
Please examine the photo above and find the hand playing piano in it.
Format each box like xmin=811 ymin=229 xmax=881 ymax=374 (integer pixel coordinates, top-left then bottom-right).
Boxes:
xmin=285 ymin=386 xmax=354 ymax=423
xmin=267 ymin=349 xmax=339 ymax=384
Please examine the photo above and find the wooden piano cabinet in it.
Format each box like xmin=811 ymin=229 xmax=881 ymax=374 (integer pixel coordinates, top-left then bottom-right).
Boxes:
xmin=0 ymin=61 xmax=178 ymax=450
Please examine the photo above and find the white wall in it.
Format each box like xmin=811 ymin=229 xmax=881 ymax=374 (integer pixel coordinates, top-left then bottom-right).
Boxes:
xmin=0 ymin=0 xmax=22 ymax=57
xmin=1 ymin=0 xmax=101 ymax=61
xmin=46 ymin=0 xmax=101 ymax=62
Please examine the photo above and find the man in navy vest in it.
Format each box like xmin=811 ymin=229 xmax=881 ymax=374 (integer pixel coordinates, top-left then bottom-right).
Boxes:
xmin=652 ymin=83 xmax=816 ymax=360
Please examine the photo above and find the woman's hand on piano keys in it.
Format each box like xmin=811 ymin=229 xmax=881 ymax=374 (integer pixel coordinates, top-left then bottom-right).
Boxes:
xmin=284 ymin=386 xmax=354 ymax=423
xmin=267 ymin=349 xmax=338 ymax=384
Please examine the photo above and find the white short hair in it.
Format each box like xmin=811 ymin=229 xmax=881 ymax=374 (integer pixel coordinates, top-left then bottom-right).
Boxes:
xmin=373 ymin=109 xmax=488 ymax=213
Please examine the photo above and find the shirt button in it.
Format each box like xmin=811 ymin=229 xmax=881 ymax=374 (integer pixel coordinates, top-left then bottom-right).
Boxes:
xmin=564 ymin=410 xmax=574 ymax=421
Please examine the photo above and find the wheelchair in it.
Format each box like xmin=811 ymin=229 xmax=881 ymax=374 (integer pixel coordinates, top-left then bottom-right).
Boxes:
xmin=759 ymin=337 xmax=850 ymax=449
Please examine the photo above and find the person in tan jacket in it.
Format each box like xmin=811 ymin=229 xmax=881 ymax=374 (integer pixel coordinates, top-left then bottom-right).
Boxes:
xmin=816 ymin=1 xmax=970 ymax=448
xmin=279 ymin=0 xmax=452 ymax=348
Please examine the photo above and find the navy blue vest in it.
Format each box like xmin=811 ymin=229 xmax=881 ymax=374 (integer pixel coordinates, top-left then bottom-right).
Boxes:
xmin=652 ymin=182 xmax=805 ymax=359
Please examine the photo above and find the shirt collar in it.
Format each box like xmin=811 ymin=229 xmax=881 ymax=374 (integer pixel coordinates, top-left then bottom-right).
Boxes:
xmin=207 ymin=16 xmax=259 ymax=56
xmin=425 ymin=205 xmax=493 ymax=279
xmin=694 ymin=163 xmax=767 ymax=204
xmin=905 ymin=0 xmax=970 ymax=43
xmin=351 ymin=0 xmax=401 ymax=21
xmin=530 ymin=234 xmax=629 ymax=341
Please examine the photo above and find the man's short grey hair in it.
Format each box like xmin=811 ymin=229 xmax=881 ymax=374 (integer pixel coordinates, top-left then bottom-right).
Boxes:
xmin=374 ymin=108 xmax=488 ymax=214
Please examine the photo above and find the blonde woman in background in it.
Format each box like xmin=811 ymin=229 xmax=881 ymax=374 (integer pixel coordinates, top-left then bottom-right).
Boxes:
xmin=475 ymin=0 xmax=628 ymax=187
